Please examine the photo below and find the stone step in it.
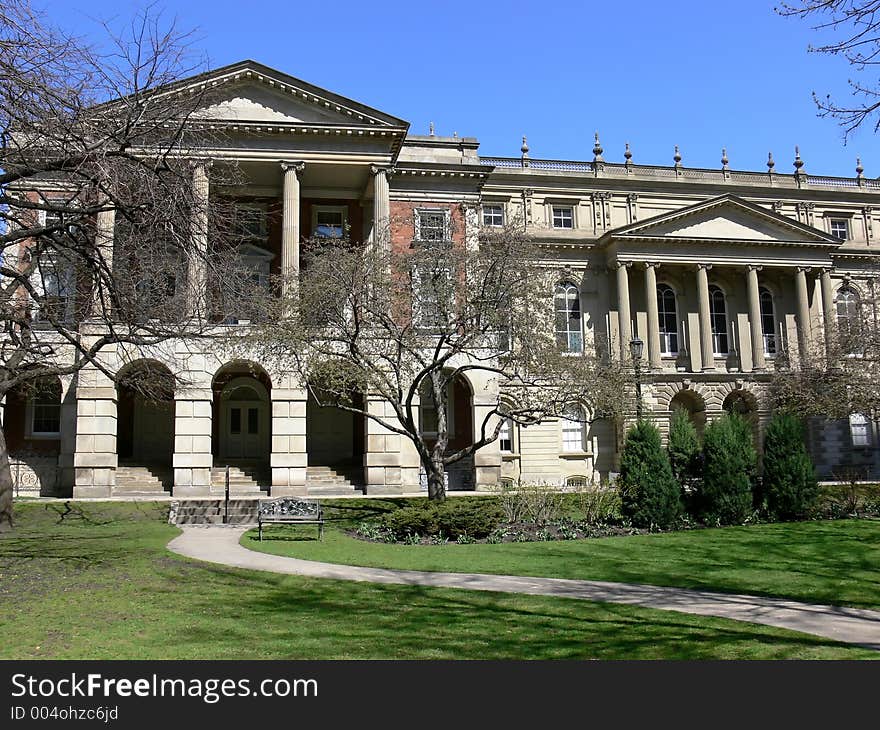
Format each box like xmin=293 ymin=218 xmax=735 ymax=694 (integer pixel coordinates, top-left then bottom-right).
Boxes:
xmin=173 ymin=498 xmax=261 ymax=525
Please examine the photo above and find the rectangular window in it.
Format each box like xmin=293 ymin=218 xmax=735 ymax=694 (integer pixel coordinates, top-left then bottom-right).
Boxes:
xmin=561 ymin=406 xmax=585 ymax=452
xmin=313 ymin=206 xmax=347 ymax=238
xmin=552 ymin=206 xmax=574 ymax=229
xmin=230 ymin=408 xmax=241 ymax=435
xmin=830 ymin=218 xmax=850 ymax=240
xmin=247 ymin=407 xmax=259 ymax=435
xmin=416 ymin=209 xmax=448 ymax=241
xmin=32 ymin=251 xmax=74 ymax=324
xmin=850 ymin=413 xmax=871 ymax=447
xmin=412 ymin=262 xmax=451 ymax=328
xmin=483 ymin=204 xmax=504 ymax=227
xmin=32 ymin=402 xmax=60 ymax=435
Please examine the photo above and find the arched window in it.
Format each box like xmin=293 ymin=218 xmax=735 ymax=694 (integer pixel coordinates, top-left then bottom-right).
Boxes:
xmin=656 ymin=284 xmax=678 ymax=355
xmin=849 ymin=413 xmax=871 ymax=447
xmin=759 ymin=287 xmax=776 ymax=355
xmin=836 ymin=286 xmax=861 ymax=354
xmin=554 ymin=282 xmax=582 ymax=353
xmin=498 ymin=416 xmax=514 ymax=453
xmin=561 ymin=404 xmax=586 ymax=452
xmin=709 ymin=285 xmax=728 ymax=355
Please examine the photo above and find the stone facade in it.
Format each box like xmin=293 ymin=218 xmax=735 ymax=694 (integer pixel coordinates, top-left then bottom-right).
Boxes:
xmin=5 ymin=60 xmax=880 ymax=497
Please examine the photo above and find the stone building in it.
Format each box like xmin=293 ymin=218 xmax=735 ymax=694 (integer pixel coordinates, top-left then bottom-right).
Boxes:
xmin=6 ymin=60 xmax=880 ymax=498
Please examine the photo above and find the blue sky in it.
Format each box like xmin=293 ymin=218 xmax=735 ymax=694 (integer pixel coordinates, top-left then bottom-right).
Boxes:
xmin=41 ymin=0 xmax=878 ymax=177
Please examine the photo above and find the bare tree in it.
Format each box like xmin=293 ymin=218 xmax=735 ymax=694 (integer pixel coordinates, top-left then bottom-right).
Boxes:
xmin=770 ymin=273 xmax=880 ymax=418
xmin=246 ymin=219 xmax=627 ymax=501
xmin=0 ymin=1 xmax=246 ymax=530
xmin=777 ymin=1 xmax=880 ymax=139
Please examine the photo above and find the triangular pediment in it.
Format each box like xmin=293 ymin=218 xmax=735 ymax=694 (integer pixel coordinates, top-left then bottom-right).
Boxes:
xmin=154 ymin=60 xmax=410 ymax=129
xmin=606 ymin=194 xmax=839 ymax=246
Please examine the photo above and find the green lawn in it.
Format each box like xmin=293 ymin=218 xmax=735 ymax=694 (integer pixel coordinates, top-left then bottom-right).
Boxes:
xmin=245 ymin=499 xmax=880 ymax=611
xmin=0 ymin=501 xmax=875 ymax=659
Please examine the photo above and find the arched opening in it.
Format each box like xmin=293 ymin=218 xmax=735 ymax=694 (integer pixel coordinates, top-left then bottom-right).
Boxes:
xmin=669 ymin=389 xmax=706 ymax=439
xmin=2 ymin=376 xmax=62 ymax=496
xmin=116 ymin=361 xmax=175 ymax=480
xmin=305 ymin=384 xmax=365 ymax=488
xmin=723 ymin=390 xmax=759 ymax=445
xmin=212 ymin=362 xmax=271 ymax=487
xmin=417 ymin=372 xmax=475 ymax=490
xmin=4 ymin=376 xmax=63 ymax=454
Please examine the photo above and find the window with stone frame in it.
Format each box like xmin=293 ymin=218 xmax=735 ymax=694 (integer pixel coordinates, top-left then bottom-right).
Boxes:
xmin=657 ymin=284 xmax=679 ymax=355
xmin=554 ymin=282 xmax=583 ymax=353
xmin=561 ymin=404 xmax=586 ymax=452
xmin=551 ymin=206 xmax=574 ymax=229
xmin=482 ymin=204 xmax=504 ymax=227
xmin=830 ymin=218 xmax=851 ymax=240
xmin=415 ymin=208 xmax=450 ymax=242
xmin=835 ymin=285 xmax=862 ymax=355
xmin=31 ymin=248 xmax=75 ymax=325
xmin=312 ymin=205 xmax=347 ymax=238
xmin=849 ymin=413 xmax=871 ymax=447
xmin=759 ymin=287 xmax=777 ymax=355
xmin=709 ymin=285 xmax=728 ymax=355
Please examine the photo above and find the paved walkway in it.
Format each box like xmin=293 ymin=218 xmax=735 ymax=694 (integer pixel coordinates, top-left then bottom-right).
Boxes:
xmin=167 ymin=526 xmax=880 ymax=651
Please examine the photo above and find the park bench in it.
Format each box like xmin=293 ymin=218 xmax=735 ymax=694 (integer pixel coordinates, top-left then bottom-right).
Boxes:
xmin=258 ymin=497 xmax=324 ymax=541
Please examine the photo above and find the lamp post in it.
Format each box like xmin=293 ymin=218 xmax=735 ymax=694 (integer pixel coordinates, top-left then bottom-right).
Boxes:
xmin=629 ymin=336 xmax=644 ymax=421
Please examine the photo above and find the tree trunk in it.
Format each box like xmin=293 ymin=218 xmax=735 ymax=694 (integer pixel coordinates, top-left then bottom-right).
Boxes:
xmin=426 ymin=454 xmax=446 ymax=502
xmin=0 ymin=426 xmax=14 ymax=532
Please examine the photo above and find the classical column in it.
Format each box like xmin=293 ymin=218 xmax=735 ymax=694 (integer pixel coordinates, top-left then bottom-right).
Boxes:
xmin=746 ymin=265 xmax=765 ymax=372
xmin=615 ymin=262 xmax=632 ymax=360
xmin=187 ymin=160 xmax=210 ymax=320
xmin=820 ymin=268 xmax=836 ymax=359
xmin=795 ymin=266 xmax=811 ymax=360
xmin=696 ymin=263 xmax=714 ymax=371
xmin=72 ymin=368 xmax=117 ymax=498
xmin=92 ymin=204 xmax=115 ymax=317
xmin=171 ymin=386 xmax=214 ymax=497
xmin=270 ymin=384 xmax=307 ymax=497
xmin=281 ymin=161 xmax=305 ymax=302
xmin=371 ymin=165 xmax=391 ymax=249
xmin=644 ymin=262 xmax=662 ymax=368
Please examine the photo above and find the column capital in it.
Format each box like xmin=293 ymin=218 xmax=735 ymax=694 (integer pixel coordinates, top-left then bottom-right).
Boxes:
xmin=370 ymin=164 xmax=396 ymax=178
xmin=747 ymin=264 xmax=763 ymax=273
xmin=644 ymin=261 xmax=661 ymax=270
xmin=189 ymin=158 xmax=213 ymax=173
xmin=281 ymin=160 xmax=306 ymax=174
xmin=615 ymin=260 xmax=633 ymax=270
xmin=697 ymin=263 xmax=713 ymax=271
xmin=796 ymin=265 xmax=812 ymax=274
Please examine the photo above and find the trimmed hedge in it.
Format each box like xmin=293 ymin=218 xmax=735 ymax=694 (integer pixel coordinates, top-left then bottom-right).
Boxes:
xmin=619 ymin=420 xmax=682 ymax=529
xmin=378 ymin=498 xmax=504 ymax=540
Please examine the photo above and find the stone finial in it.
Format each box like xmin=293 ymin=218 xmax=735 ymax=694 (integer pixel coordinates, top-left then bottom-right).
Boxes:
xmin=592 ymin=131 xmax=604 ymax=162
xmin=767 ymin=151 xmax=775 ymax=172
xmin=856 ymin=157 xmax=865 ymax=178
xmin=624 ymin=142 xmax=633 ymax=164
xmin=521 ymin=135 xmax=530 ymax=156
xmin=673 ymin=145 xmax=682 ymax=167
xmin=453 ymin=131 xmax=458 ymax=138
xmin=429 ymin=121 xmax=435 ymax=136
xmin=793 ymin=145 xmax=804 ymax=172
xmin=721 ymin=148 xmax=729 ymax=171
